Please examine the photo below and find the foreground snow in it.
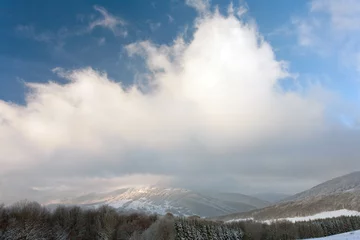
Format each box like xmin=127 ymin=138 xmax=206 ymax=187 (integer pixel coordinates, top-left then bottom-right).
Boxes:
xmin=228 ymin=209 xmax=360 ymax=223
xmin=274 ymin=209 xmax=360 ymax=223
xmin=303 ymin=230 xmax=360 ymax=239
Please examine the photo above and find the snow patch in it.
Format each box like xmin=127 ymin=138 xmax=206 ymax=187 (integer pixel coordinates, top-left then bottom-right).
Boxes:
xmin=227 ymin=217 xmax=254 ymax=223
xmin=227 ymin=209 xmax=360 ymax=223
xmin=280 ymin=209 xmax=360 ymax=223
xmin=108 ymin=199 xmax=131 ymax=208
xmin=303 ymin=230 xmax=360 ymax=239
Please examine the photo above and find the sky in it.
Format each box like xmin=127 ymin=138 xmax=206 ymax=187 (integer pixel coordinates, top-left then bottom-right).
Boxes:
xmin=1 ymin=0 xmax=360 ymax=204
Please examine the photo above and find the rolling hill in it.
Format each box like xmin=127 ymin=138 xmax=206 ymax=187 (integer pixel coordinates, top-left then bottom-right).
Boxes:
xmin=215 ymin=171 xmax=360 ymax=222
xmin=46 ymin=186 xmax=269 ymax=217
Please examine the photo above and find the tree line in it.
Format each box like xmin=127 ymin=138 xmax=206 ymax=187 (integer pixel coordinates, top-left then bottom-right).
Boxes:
xmin=1 ymin=200 xmax=360 ymax=239
xmin=0 ymin=200 xmax=159 ymax=239
xmin=227 ymin=216 xmax=360 ymax=239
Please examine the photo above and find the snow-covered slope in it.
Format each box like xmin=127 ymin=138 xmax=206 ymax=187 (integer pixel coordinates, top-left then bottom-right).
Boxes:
xmin=278 ymin=209 xmax=360 ymax=223
xmin=286 ymin=171 xmax=360 ymax=202
xmin=303 ymin=230 xmax=360 ymax=240
xmin=47 ymin=187 xmax=266 ymax=217
xmin=227 ymin=209 xmax=360 ymax=223
xmin=214 ymin=172 xmax=360 ymax=221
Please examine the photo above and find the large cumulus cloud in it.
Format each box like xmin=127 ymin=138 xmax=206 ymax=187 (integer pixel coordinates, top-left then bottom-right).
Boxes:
xmin=0 ymin=2 xmax=358 ymax=203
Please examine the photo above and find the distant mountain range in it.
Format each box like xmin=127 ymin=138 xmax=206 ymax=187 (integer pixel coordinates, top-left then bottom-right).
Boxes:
xmin=215 ymin=171 xmax=360 ymax=222
xmin=46 ymin=172 xmax=360 ymax=220
xmin=46 ymin=187 xmax=269 ymax=217
xmin=250 ymin=192 xmax=290 ymax=203
xmin=285 ymin=171 xmax=360 ymax=202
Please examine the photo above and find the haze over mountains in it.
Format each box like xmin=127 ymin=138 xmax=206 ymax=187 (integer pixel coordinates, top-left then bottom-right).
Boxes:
xmin=217 ymin=171 xmax=360 ymax=222
xmin=250 ymin=193 xmax=290 ymax=203
xmin=285 ymin=171 xmax=360 ymax=202
xmin=44 ymin=171 xmax=360 ymax=220
xmin=46 ymin=187 xmax=269 ymax=217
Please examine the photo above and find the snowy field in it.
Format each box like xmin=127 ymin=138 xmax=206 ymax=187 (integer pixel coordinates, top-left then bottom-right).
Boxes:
xmin=228 ymin=209 xmax=360 ymax=223
xmin=270 ymin=209 xmax=360 ymax=223
xmin=303 ymin=230 xmax=360 ymax=239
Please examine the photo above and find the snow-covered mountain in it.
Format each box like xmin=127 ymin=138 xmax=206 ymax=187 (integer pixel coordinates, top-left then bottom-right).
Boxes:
xmin=285 ymin=171 xmax=360 ymax=202
xmin=250 ymin=192 xmax=290 ymax=203
xmin=215 ymin=171 xmax=360 ymax=221
xmin=199 ymin=191 xmax=270 ymax=209
xmin=47 ymin=187 xmax=269 ymax=217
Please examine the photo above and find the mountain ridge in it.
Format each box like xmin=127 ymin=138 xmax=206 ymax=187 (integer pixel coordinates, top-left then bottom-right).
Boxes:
xmin=284 ymin=171 xmax=360 ymax=202
xmin=46 ymin=186 xmax=269 ymax=217
xmin=214 ymin=171 xmax=360 ymax=221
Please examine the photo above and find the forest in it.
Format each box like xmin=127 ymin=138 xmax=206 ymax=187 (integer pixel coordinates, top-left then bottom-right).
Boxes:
xmin=1 ymin=200 xmax=360 ymax=239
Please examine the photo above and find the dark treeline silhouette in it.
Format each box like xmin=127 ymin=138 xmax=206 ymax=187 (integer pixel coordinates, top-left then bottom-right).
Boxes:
xmin=175 ymin=217 xmax=242 ymax=239
xmin=0 ymin=200 xmax=159 ymax=239
xmin=226 ymin=216 xmax=360 ymax=240
xmin=1 ymin=200 xmax=360 ymax=239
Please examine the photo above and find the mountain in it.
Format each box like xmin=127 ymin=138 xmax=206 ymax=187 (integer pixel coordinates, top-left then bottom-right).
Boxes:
xmin=47 ymin=187 xmax=268 ymax=217
xmin=285 ymin=171 xmax=360 ymax=202
xmin=215 ymin=172 xmax=360 ymax=221
xmin=250 ymin=192 xmax=290 ymax=203
xmin=199 ymin=191 xmax=270 ymax=208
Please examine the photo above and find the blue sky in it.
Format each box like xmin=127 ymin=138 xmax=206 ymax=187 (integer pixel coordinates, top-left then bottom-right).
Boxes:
xmin=1 ymin=0 xmax=198 ymax=102
xmin=2 ymin=0 xmax=357 ymax=104
xmin=1 ymin=0 xmax=360 ymax=202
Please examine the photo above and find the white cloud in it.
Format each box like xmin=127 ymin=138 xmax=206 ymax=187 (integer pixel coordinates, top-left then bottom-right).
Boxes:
xmin=293 ymin=0 xmax=360 ymax=47
xmin=292 ymin=0 xmax=360 ymax=70
xmin=98 ymin=37 xmax=106 ymax=46
xmin=1 ymin=4 xmax=358 ymax=203
xmin=16 ymin=25 xmax=71 ymax=45
xmin=89 ymin=5 xmax=127 ymax=37
xmin=148 ymin=21 xmax=161 ymax=32
xmin=185 ymin=0 xmax=210 ymax=14
xmin=310 ymin=0 xmax=360 ymax=31
xmin=292 ymin=18 xmax=319 ymax=47
xmin=167 ymin=14 xmax=174 ymax=23
xmin=16 ymin=25 xmax=53 ymax=43
xmin=227 ymin=1 xmax=248 ymax=18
